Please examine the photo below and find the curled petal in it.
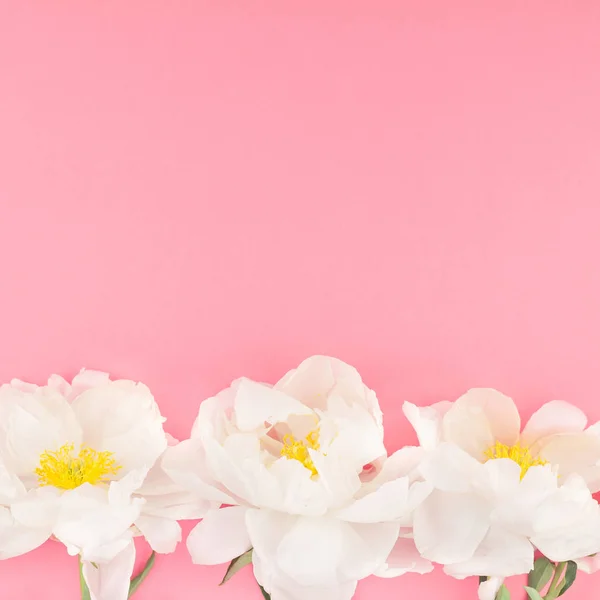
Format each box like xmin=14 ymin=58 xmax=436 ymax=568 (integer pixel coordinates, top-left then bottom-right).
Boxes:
xmin=82 ymin=541 xmax=136 ymax=600
xmin=186 ymin=506 xmax=251 ymax=565
xmin=442 ymin=389 xmax=521 ymax=459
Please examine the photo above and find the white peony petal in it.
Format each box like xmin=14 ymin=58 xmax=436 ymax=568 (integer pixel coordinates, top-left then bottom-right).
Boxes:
xmin=375 ymin=534 xmax=434 ymax=577
xmin=413 ymin=489 xmax=491 ymax=564
xmin=160 ymin=438 xmax=237 ymax=505
xmin=82 ymin=540 xmax=136 ymax=600
xmin=247 ymin=502 xmax=398 ymax=589
xmin=274 ymin=356 xmax=367 ymax=413
xmin=10 ymin=486 xmax=61 ymax=529
xmin=335 ymin=477 xmax=412 ymax=523
xmin=186 ymin=506 xmax=251 ymax=565
xmin=72 ymin=380 xmax=167 ymax=475
xmin=521 ymin=401 xmax=587 ymax=447
xmin=47 ymin=374 xmax=73 ymax=397
xmin=253 ymin=550 xmax=358 ymax=600
xmin=371 ymin=447 xmax=424 ymax=485
xmin=576 ymin=554 xmax=600 ymax=574
xmin=108 ymin=468 xmax=149 ymax=505
xmin=308 ymin=451 xmax=361 ymax=510
xmin=0 ymin=458 xmax=26 ymax=505
xmin=442 ymin=389 xmax=521 ymax=460
xmin=269 ymin=514 xmax=399 ymax=586
xmin=419 ymin=443 xmax=484 ymax=493
xmin=402 ymin=401 xmax=452 ymax=450
xmin=136 ymin=455 xmax=185 ymax=496
xmin=531 ymin=475 xmax=600 ymax=561
xmin=141 ymin=486 xmax=212 ymax=521
xmin=68 ymin=370 xmax=111 ymax=398
xmin=489 ymin=464 xmax=558 ymax=537
xmin=8 ymin=379 xmax=40 ymax=393
xmin=444 ymin=526 xmax=534 ymax=578
xmin=234 ymin=378 xmax=314 ymax=431
xmin=52 ymin=484 xmax=142 ymax=562
xmin=135 ymin=515 xmax=181 ymax=554
xmin=476 ymin=458 xmax=522 ymax=502
xmin=218 ymin=433 xmax=284 ymax=507
xmin=0 ymin=384 xmax=82 ymax=476
xmin=246 ymin=508 xmax=295 ymax=561
xmin=190 ymin=391 xmax=235 ymax=443
xmin=0 ymin=505 xmax=51 ymax=559
xmin=142 ymin=492 xmax=211 ymax=520
xmin=267 ymin=457 xmax=330 ymax=516
xmin=322 ymin=395 xmax=386 ymax=469
xmin=535 ymin=433 xmax=600 ymax=492
xmin=478 ymin=577 xmax=505 ymax=600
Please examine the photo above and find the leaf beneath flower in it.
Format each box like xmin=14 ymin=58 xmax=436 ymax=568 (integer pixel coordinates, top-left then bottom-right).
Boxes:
xmin=496 ymin=585 xmax=510 ymax=600
xmin=528 ymin=557 xmax=554 ymax=591
xmin=556 ymin=561 xmax=577 ymax=597
xmin=221 ymin=549 xmax=254 ymax=585
xmin=524 ymin=586 xmax=544 ymax=600
xmin=259 ymin=584 xmax=271 ymax=600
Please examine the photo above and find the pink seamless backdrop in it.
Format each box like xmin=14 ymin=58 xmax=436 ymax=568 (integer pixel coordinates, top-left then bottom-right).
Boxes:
xmin=2 ymin=1 xmax=600 ymax=598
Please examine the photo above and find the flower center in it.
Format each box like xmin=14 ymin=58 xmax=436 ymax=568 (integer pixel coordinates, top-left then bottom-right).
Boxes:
xmin=280 ymin=429 xmax=320 ymax=477
xmin=35 ymin=442 xmax=121 ymax=490
xmin=483 ymin=441 xmax=547 ymax=479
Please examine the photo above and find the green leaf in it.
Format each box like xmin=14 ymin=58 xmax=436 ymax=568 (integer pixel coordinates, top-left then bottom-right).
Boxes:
xmin=528 ymin=557 xmax=554 ymax=591
xmin=79 ymin=558 xmax=92 ymax=600
xmin=556 ymin=561 xmax=577 ymax=597
xmin=128 ymin=551 xmax=156 ymax=598
xmin=221 ymin=549 xmax=254 ymax=585
xmin=259 ymin=584 xmax=271 ymax=599
xmin=523 ymin=586 xmax=544 ymax=600
xmin=496 ymin=584 xmax=511 ymax=600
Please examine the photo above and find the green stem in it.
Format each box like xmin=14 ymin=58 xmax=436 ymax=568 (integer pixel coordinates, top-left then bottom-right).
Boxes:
xmin=545 ymin=562 xmax=567 ymax=600
xmin=128 ymin=552 xmax=156 ymax=598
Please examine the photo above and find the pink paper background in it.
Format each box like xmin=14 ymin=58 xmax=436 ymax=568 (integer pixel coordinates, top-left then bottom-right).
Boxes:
xmin=2 ymin=1 xmax=600 ymax=598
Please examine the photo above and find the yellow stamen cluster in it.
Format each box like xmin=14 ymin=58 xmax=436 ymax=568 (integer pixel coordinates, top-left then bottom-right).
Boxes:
xmin=280 ymin=429 xmax=320 ymax=477
xmin=483 ymin=441 xmax=547 ymax=479
xmin=35 ymin=442 xmax=121 ymax=490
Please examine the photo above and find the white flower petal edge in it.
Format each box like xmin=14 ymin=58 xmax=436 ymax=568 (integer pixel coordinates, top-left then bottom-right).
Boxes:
xmin=253 ymin=550 xmax=358 ymax=600
xmin=163 ymin=355 xmax=430 ymax=600
xmin=187 ymin=506 xmax=251 ymax=565
xmin=405 ymin=390 xmax=600 ymax=583
xmin=404 ymin=391 xmax=600 ymax=491
xmin=478 ymin=577 xmax=505 ymax=600
xmin=82 ymin=541 xmax=136 ymax=600
xmin=0 ymin=371 xmax=210 ymax=591
xmin=375 ymin=534 xmax=434 ymax=577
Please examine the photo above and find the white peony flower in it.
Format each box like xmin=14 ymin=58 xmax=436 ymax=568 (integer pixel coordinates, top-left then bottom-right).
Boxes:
xmin=403 ymin=389 xmax=600 ymax=588
xmin=0 ymin=370 xmax=210 ymax=600
xmin=162 ymin=356 xmax=431 ymax=600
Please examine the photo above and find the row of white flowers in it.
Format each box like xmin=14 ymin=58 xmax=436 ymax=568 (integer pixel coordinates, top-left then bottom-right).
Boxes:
xmin=1 ymin=356 xmax=599 ymax=600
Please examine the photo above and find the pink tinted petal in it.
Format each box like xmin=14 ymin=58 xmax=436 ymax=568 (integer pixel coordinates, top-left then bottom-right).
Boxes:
xmin=537 ymin=433 xmax=600 ymax=492
xmin=403 ymin=401 xmax=452 ymax=450
xmin=442 ymin=389 xmax=520 ymax=460
xmin=521 ymin=401 xmax=587 ymax=447
xmin=375 ymin=535 xmax=433 ymax=577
